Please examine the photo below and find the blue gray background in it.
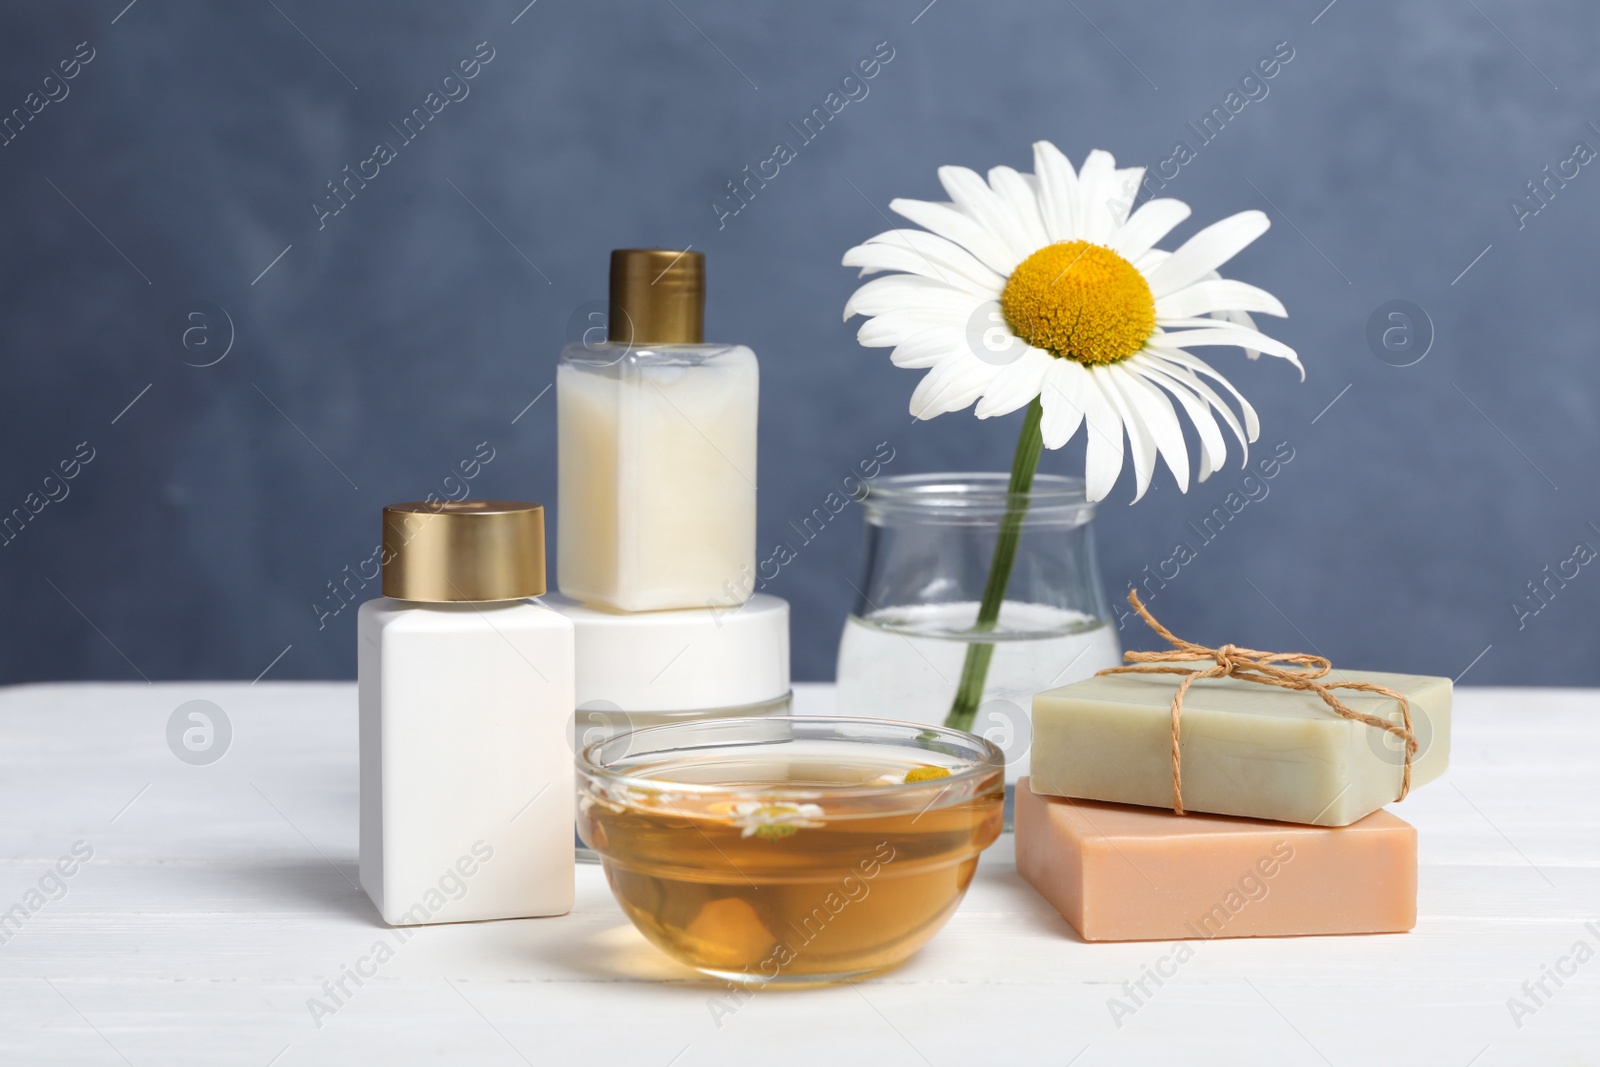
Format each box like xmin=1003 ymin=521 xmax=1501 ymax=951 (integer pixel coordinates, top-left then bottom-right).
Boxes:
xmin=1 ymin=0 xmax=1595 ymax=685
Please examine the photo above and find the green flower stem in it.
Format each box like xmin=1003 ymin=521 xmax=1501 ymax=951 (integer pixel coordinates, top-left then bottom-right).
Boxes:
xmin=943 ymin=396 xmax=1046 ymax=732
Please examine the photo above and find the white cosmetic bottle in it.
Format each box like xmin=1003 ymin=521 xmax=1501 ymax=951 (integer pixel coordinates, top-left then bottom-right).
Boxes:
xmin=557 ymin=249 xmax=758 ymax=611
xmin=358 ymin=500 xmax=574 ymax=925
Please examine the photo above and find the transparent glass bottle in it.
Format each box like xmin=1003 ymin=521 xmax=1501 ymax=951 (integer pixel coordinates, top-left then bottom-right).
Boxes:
xmin=835 ymin=473 xmax=1121 ymax=782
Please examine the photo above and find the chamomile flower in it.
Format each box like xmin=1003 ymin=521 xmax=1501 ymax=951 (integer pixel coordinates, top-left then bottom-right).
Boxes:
xmin=728 ymin=801 xmax=826 ymax=840
xmin=843 ymin=142 xmax=1300 ymax=502
xmin=582 ymin=781 xmax=681 ymax=816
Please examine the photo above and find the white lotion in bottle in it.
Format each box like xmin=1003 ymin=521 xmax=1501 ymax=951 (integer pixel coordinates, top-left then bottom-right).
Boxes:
xmin=359 ymin=500 xmax=574 ymax=925
xmin=557 ymin=249 xmax=758 ymax=611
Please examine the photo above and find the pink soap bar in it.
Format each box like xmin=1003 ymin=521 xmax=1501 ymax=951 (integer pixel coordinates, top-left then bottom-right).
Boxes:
xmin=1015 ymin=777 xmax=1416 ymax=942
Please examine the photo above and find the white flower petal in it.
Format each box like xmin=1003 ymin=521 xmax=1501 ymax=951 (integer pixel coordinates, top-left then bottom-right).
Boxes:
xmin=974 ymin=346 xmax=1053 ymax=419
xmin=889 ymin=324 xmax=974 ymax=368
xmin=890 ymin=198 xmax=1019 ymax=275
xmin=1135 ymin=353 xmax=1251 ymax=460
xmin=909 ymin=355 xmax=998 ymax=418
xmin=1221 ymin=308 xmax=1262 ymax=360
xmin=1127 ymin=352 xmax=1228 ymax=480
xmin=1097 ymin=366 xmax=1159 ymax=502
xmin=1155 ymin=278 xmax=1287 ymax=319
xmin=1144 ymin=210 xmax=1270 ymax=298
xmin=908 ymin=361 xmax=963 ymax=418
xmin=1074 ymin=149 xmax=1120 ymax=245
xmin=1038 ymin=359 xmax=1091 ymax=449
xmin=1110 ymin=166 xmax=1147 ymax=227
xmin=891 ymin=349 xmax=957 ymax=370
xmin=1112 ymin=198 xmax=1191 ymax=260
xmin=844 ymin=275 xmax=983 ymax=320
xmin=987 ymin=165 xmax=1050 ymax=250
xmin=1032 ymin=141 xmax=1079 ymax=242
xmin=1080 ymin=371 xmax=1125 ymax=502
xmin=890 ymin=343 xmax=964 ymax=369
xmin=856 ymin=308 xmax=969 ymax=348
xmin=1132 ymin=247 xmax=1169 ymax=277
xmin=1111 ymin=363 xmax=1190 ymax=493
xmin=1020 ymin=172 xmax=1045 ymax=212
xmin=939 ymin=166 xmax=1033 ymax=264
xmin=854 ymin=228 xmax=1008 ymax=292
xmin=1149 ymin=345 xmax=1261 ymax=443
xmin=1191 ymin=266 xmax=1267 ymax=359
xmin=1165 ymin=301 xmax=1266 ymax=351
xmin=1155 ymin=324 xmax=1303 ymax=379
xmin=844 ymin=244 xmax=998 ymax=298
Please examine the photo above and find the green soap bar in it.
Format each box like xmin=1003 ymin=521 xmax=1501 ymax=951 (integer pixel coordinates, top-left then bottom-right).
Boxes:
xmin=1029 ymin=666 xmax=1451 ymax=826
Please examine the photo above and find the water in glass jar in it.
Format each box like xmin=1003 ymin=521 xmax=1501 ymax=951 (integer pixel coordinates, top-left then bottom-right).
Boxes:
xmin=834 ymin=600 xmax=1122 ymax=779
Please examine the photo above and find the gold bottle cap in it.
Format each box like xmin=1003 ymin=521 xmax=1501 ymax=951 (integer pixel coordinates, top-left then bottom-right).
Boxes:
xmin=609 ymin=248 xmax=704 ymax=345
xmin=381 ymin=501 xmax=547 ymax=602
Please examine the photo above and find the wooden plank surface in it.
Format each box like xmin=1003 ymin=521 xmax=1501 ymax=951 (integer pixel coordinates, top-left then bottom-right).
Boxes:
xmin=1 ymin=681 xmax=1596 ymax=1066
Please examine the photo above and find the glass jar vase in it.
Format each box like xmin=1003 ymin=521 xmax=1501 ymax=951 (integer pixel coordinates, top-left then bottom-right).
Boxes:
xmin=834 ymin=473 xmax=1121 ymax=781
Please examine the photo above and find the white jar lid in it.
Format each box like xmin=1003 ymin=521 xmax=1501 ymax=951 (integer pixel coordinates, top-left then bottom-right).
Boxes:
xmin=542 ymin=593 xmax=789 ymax=712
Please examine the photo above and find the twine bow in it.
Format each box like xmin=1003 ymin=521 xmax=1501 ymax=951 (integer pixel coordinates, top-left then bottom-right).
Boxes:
xmin=1097 ymin=590 xmax=1418 ymax=816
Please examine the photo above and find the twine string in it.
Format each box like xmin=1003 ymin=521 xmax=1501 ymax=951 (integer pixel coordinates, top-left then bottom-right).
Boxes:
xmin=1096 ymin=590 xmax=1417 ymax=816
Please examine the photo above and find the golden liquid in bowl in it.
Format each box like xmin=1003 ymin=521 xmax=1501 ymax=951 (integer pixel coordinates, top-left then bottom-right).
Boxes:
xmin=579 ymin=751 xmax=1004 ymax=985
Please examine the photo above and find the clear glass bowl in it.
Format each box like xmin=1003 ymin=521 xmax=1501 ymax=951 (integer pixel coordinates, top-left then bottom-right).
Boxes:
xmin=576 ymin=716 xmax=1005 ymax=986
xmin=570 ymin=693 xmax=794 ymax=863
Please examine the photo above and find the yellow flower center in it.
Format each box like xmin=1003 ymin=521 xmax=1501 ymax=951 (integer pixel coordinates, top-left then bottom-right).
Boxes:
xmin=1000 ymin=241 xmax=1156 ymax=365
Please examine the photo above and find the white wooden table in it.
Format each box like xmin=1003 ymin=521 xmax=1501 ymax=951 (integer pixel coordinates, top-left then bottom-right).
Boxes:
xmin=1 ymin=682 xmax=1595 ymax=1066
